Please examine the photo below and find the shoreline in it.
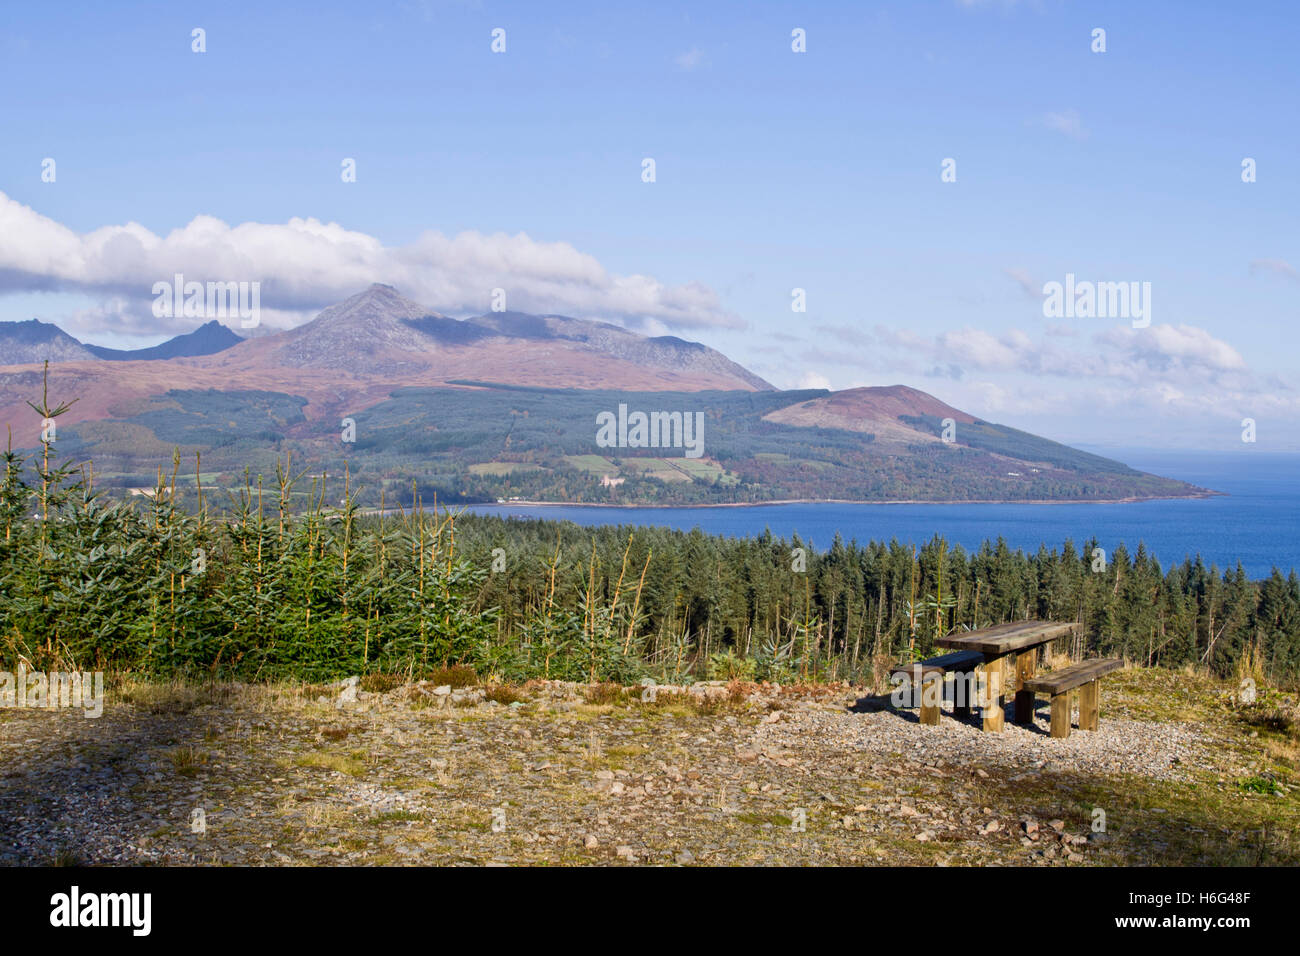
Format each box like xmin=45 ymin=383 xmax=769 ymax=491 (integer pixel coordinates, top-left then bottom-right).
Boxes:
xmin=469 ymin=491 xmax=1225 ymax=510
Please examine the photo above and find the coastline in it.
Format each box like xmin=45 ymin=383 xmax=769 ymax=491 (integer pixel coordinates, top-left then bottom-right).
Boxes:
xmin=472 ymin=490 xmax=1225 ymax=510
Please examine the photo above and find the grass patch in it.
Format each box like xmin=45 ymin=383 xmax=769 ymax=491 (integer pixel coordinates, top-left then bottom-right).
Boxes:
xmin=166 ymin=745 xmax=210 ymax=776
xmin=1238 ymin=775 xmax=1284 ymax=795
xmin=294 ymin=751 xmax=366 ymax=776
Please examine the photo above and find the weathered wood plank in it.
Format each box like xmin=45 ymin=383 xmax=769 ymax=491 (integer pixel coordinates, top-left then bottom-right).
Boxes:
xmin=1079 ymin=679 xmax=1100 ymax=731
xmin=1050 ymin=693 xmax=1071 ymax=738
xmin=1022 ymin=658 xmax=1122 ymax=695
xmin=919 ymin=675 xmax=941 ymax=726
xmin=953 ymin=671 xmax=975 ymax=718
xmin=935 ymin=620 xmax=1080 ymax=655
xmin=1013 ymin=648 xmax=1036 ymax=723
xmin=890 ymin=650 xmax=985 ymax=680
xmin=981 ymin=660 xmax=1004 ymax=732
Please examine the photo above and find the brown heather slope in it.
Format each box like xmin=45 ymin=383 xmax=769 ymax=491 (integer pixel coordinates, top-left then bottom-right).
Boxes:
xmin=762 ymin=385 xmax=978 ymax=447
xmin=0 ymin=285 xmax=773 ymax=430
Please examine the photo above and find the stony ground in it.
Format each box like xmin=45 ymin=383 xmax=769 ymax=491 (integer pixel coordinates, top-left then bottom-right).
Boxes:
xmin=1 ymin=667 xmax=1296 ymax=866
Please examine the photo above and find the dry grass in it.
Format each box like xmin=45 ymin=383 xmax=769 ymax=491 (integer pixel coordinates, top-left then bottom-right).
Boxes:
xmin=118 ymin=679 xmax=225 ymax=715
xmin=483 ymin=684 xmax=526 ymax=705
xmin=583 ymin=683 xmax=625 ymax=705
xmin=426 ymin=665 xmax=478 ymax=688
xmin=293 ymin=751 xmax=366 ymax=776
xmin=166 ymin=745 xmax=210 ymax=776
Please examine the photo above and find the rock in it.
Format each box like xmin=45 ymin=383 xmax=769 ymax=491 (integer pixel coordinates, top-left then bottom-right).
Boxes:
xmin=335 ymin=676 xmax=359 ymax=708
xmin=615 ymin=845 xmax=636 ymax=860
xmin=432 ymin=685 xmax=452 ymax=697
xmin=584 ymin=835 xmax=598 ymax=849
xmin=1067 ymin=852 xmax=1084 ymax=863
xmin=1049 ymin=819 xmax=1066 ymax=832
xmin=1022 ymin=819 xmax=1038 ymax=835
xmin=675 ymin=850 xmax=695 ymax=865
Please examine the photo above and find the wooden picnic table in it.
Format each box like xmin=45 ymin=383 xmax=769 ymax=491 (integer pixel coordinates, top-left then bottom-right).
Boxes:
xmin=936 ymin=620 xmax=1080 ymax=732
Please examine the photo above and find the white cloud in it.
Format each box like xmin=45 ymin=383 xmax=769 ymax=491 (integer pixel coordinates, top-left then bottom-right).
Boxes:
xmin=798 ymin=371 xmax=832 ymax=390
xmin=0 ymin=192 xmax=744 ymax=338
xmin=1249 ymin=258 xmax=1298 ymax=282
xmin=1042 ymin=109 xmax=1087 ymax=141
xmin=675 ymin=47 xmax=707 ymax=71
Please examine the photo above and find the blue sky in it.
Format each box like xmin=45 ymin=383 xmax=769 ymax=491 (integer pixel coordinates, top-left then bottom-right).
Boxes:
xmin=1 ymin=0 xmax=1297 ymax=450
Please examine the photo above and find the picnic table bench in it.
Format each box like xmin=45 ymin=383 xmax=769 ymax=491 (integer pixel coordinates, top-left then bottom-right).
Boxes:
xmin=1022 ymin=657 xmax=1123 ymax=738
xmin=890 ymin=650 xmax=984 ymax=726
xmin=891 ymin=620 xmax=1121 ymax=734
xmin=936 ymin=620 xmax=1080 ymax=732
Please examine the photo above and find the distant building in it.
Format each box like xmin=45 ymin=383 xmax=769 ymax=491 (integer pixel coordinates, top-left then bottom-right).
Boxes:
xmin=601 ymin=474 xmax=625 ymax=488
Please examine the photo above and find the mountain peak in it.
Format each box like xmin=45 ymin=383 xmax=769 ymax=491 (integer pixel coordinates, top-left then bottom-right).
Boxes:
xmin=0 ymin=317 xmax=96 ymax=363
xmin=263 ymin=285 xmax=447 ymax=373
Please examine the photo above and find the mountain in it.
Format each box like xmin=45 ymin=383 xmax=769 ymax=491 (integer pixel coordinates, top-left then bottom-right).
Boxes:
xmin=203 ymin=284 xmax=774 ymax=390
xmin=84 ymin=320 xmax=244 ymax=361
xmin=404 ymin=308 xmax=773 ymax=391
xmin=0 ymin=319 xmax=98 ymax=363
xmin=0 ymin=285 xmax=1216 ymax=506
xmin=0 ymin=317 xmax=243 ymax=364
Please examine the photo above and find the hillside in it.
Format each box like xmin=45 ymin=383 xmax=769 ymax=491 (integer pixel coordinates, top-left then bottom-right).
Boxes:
xmin=0 ymin=318 xmax=98 ymax=363
xmin=84 ymin=320 xmax=244 ymax=361
xmin=194 ymin=284 xmax=775 ymax=391
xmin=29 ymin=381 xmax=1212 ymax=506
xmin=0 ymin=286 xmax=773 ymax=429
xmin=0 ymin=285 xmax=1214 ymax=506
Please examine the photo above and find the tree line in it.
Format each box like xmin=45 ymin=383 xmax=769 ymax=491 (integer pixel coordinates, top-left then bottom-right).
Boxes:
xmin=2 ymin=366 xmax=1295 ymax=687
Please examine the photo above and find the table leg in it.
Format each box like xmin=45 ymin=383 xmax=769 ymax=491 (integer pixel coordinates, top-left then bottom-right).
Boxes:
xmin=953 ymin=672 xmax=973 ymax=718
xmin=1013 ymin=649 xmax=1036 ymax=724
xmin=1079 ymin=679 xmax=1099 ymax=731
xmin=1050 ymin=693 xmax=1071 ymax=738
xmin=981 ymin=658 xmax=1004 ymax=732
xmin=919 ymin=674 xmax=941 ymax=726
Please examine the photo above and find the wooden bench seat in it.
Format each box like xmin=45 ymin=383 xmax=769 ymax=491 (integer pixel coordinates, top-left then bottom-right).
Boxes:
xmin=891 ymin=650 xmax=985 ymax=725
xmin=1021 ymin=658 xmax=1123 ymax=738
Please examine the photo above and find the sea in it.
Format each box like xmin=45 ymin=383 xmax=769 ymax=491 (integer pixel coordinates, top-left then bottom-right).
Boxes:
xmin=463 ymin=450 xmax=1300 ymax=580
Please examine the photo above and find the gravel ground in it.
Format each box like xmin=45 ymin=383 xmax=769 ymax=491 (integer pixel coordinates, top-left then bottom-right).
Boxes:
xmin=0 ymin=676 xmax=1287 ymax=866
